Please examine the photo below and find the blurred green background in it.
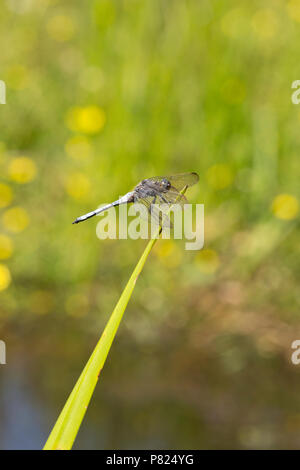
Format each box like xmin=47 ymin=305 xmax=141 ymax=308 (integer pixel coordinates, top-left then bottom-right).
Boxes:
xmin=0 ymin=0 xmax=300 ymax=449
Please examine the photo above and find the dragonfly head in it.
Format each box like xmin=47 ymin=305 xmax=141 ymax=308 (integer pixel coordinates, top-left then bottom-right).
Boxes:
xmin=161 ymin=178 xmax=171 ymax=191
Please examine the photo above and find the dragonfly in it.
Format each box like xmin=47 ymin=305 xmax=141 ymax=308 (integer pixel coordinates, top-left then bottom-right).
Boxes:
xmin=72 ymin=172 xmax=199 ymax=226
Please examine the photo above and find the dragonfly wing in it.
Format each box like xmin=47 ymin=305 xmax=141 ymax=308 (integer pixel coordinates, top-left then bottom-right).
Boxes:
xmin=143 ymin=172 xmax=199 ymax=192
xmin=135 ymin=196 xmax=172 ymax=228
xmin=159 ymin=190 xmax=188 ymax=206
xmin=167 ymin=172 xmax=199 ymax=191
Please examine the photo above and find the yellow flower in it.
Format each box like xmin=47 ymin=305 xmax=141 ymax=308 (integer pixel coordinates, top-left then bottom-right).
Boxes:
xmin=195 ymin=249 xmax=220 ymax=274
xmin=0 ymin=235 xmax=14 ymax=260
xmin=0 ymin=264 xmax=11 ymax=291
xmin=46 ymin=15 xmax=76 ymax=42
xmin=2 ymin=207 xmax=30 ymax=233
xmin=65 ymin=173 xmax=91 ymax=200
xmin=65 ymin=135 xmax=92 ymax=160
xmin=65 ymin=106 xmax=106 ymax=134
xmin=8 ymin=157 xmax=37 ymax=184
xmin=206 ymin=164 xmax=233 ymax=189
xmin=271 ymin=194 xmax=299 ymax=220
xmin=0 ymin=183 xmax=13 ymax=208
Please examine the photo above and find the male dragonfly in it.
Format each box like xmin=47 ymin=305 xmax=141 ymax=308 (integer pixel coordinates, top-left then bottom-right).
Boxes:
xmin=72 ymin=172 xmax=199 ymax=226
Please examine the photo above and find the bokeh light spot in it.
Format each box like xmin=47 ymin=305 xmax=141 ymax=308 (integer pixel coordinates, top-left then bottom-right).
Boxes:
xmin=5 ymin=65 xmax=29 ymax=90
xmin=0 ymin=235 xmax=14 ymax=260
xmin=221 ymin=8 xmax=247 ymax=38
xmin=0 ymin=264 xmax=11 ymax=291
xmin=287 ymin=0 xmax=300 ymax=23
xmin=195 ymin=249 xmax=220 ymax=274
xmin=79 ymin=66 xmax=104 ymax=92
xmin=46 ymin=15 xmax=76 ymax=42
xmin=65 ymin=135 xmax=92 ymax=160
xmin=65 ymin=293 xmax=89 ymax=317
xmin=30 ymin=290 xmax=54 ymax=315
xmin=252 ymin=9 xmax=278 ymax=39
xmin=271 ymin=194 xmax=299 ymax=220
xmin=155 ymin=240 xmax=182 ymax=267
xmin=65 ymin=173 xmax=91 ymax=200
xmin=8 ymin=157 xmax=37 ymax=184
xmin=206 ymin=164 xmax=233 ymax=190
xmin=0 ymin=183 xmax=13 ymax=208
xmin=2 ymin=207 xmax=30 ymax=233
xmin=65 ymin=106 xmax=106 ymax=134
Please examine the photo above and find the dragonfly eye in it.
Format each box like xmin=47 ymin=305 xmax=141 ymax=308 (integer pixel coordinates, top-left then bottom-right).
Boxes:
xmin=162 ymin=178 xmax=171 ymax=190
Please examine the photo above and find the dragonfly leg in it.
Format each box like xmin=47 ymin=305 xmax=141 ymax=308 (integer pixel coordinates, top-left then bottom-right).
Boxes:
xmin=149 ymin=196 xmax=156 ymax=214
xmin=159 ymin=194 xmax=168 ymax=204
xmin=149 ymin=196 xmax=163 ymax=224
xmin=149 ymin=195 xmax=171 ymax=227
xmin=150 ymin=195 xmax=166 ymax=226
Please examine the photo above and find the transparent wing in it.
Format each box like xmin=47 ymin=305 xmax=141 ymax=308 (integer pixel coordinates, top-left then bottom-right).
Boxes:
xmin=134 ymin=196 xmax=172 ymax=228
xmin=144 ymin=172 xmax=199 ymax=191
xmin=167 ymin=172 xmax=199 ymax=191
xmin=159 ymin=190 xmax=188 ymax=206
